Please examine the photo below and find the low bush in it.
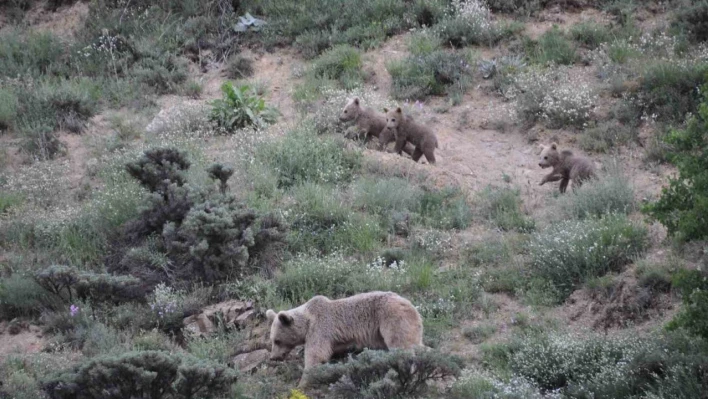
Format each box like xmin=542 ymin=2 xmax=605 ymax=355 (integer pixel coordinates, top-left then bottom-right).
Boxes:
xmin=557 ymin=163 xmax=635 ymax=219
xmin=0 ymin=30 xmax=67 ymax=79
xmin=388 ymin=50 xmax=473 ymax=101
xmin=416 ymin=186 xmax=473 ymax=230
xmin=486 ymin=0 xmax=549 ymax=15
xmin=256 ymin=124 xmax=361 ymax=188
xmin=226 ymin=54 xmax=254 ymax=79
xmin=0 ymin=275 xmax=55 ymax=319
xmin=434 ymin=0 xmax=516 ymax=47
xmin=307 ymin=348 xmax=463 ymax=398
xmin=637 ymin=60 xmax=708 ymax=123
xmin=476 ymin=186 xmax=535 ymax=232
xmin=210 ymin=82 xmax=278 ymax=131
xmin=667 ymin=269 xmax=708 ymax=339
xmin=570 ymin=22 xmax=612 ymax=49
xmin=671 ymin=1 xmax=708 ymax=43
xmin=274 ymin=253 xmax=402 ymax=305
xmin=43 ymin=350 xmax=237 ymax=399
xmin=528 ymin=214 xmax=648 ymax=299
xmin=644 ymin=87 xmax=708 ymax=240
xmin=0 ymin=88 xmax=18 ymax=131
xmin=579 ymin=121 xmax=637 ymax=153
xmin=529 ymin=27 xmax=577 ymax=66
xmin=463 ymin=324 xmax=497 ymax=344
xmin=310 ymin=45 xmax=365 ymax=89
xmin=512 ymin=66 xmax=595 ymax=129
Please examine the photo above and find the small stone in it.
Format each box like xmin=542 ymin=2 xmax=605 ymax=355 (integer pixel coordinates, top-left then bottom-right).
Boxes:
xmin=232 ymin=349 xmax=270 ymax=373
xmin=235 ymin=309 xmax=257 ymax=326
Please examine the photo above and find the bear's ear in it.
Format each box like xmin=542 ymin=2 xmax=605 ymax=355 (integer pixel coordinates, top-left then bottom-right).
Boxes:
xmin=266 ymin=309 xmax=277 ymax=322
xmin=550 ymin=142 xmax=557 ymax=150
xmin=395 ymin=107 xmax=402 ymax=113
xmin=353 ymin=97 xmax=359 ymax=105
xmin=383 ymin=107 xmax=388 ymax=113
xmin=278 ymin=312 xmax=294 ymax=326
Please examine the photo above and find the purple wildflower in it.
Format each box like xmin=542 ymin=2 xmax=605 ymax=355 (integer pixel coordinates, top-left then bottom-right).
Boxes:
xmin=70 ymin=304 xmax=79 ymax=317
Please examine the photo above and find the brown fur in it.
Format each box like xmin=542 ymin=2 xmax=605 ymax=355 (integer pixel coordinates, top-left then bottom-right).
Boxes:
xmin=339 ymin=98 xmax=414 ymax=156
xmin=538 ymin=143 xmax=596 ymax=193
xmin=380 ymin=107 xmax=438 ymax=164
xmin=266 ymin=291 xmax=424 ymax=387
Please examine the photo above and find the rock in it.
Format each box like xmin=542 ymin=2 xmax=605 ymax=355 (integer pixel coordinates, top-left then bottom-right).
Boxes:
xmin=183 ymin=300 xmax=255 ymax=336
xmin=232 ymin=349 xmax=270 ymax=373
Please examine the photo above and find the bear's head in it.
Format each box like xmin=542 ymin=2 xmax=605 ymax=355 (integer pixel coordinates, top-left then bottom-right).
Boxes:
xmin=538 ymin=143 xmax=559 ymax=168
xmin=340 ymin=97 xmax=362 ymax=122
xmin=383 ymin=107 xmax=403 ymax=131
xmin=266 ymin=309 xmax=308 ymax=361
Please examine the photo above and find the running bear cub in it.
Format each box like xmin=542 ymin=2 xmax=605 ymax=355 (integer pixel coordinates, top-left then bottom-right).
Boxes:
xmin=538 ymin=143 xmax=596 ymax=193
xmin=380 ymin=107 xmax=438 ymax=164
xmin=339 ymin=97 xmax=414 ymax=156
xmin=266 ymin=291 xmax=424 ymax=387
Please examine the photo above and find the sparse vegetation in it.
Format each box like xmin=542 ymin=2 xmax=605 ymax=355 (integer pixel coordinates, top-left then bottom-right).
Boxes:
xmin=477 ymin=186 xmax=535 ymax=232
xmin=210 ymin=82 xmax=278 ymax=131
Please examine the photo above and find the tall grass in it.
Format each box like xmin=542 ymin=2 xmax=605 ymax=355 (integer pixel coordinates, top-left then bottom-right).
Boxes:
xmin=557 ymin=162 xmax=635 ymax=219
xmin=477 ymin=186 xmax=535 ymax=232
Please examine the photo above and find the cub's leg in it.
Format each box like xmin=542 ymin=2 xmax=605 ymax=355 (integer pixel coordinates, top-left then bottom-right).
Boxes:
xmin=559 ymin=178 xmax=570 ymax=193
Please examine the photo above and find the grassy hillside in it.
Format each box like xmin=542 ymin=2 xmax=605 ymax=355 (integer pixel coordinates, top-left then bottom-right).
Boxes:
xmin=1 ymin=0 xmax=708 ymax=398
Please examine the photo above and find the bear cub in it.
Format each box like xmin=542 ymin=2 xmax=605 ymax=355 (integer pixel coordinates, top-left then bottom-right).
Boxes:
xmin=380 ymin=107 xmax=438 ymax=164
xmin=266 ymin=291 xmax=424 ymax=387
xmin=538 ymin=142 xmax=596 ymax=193
xmin=339 ymin=97 xmax=414 ymax=156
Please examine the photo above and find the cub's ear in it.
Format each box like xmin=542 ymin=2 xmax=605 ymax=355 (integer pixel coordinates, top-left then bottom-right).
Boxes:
xmin=383 ymin=107 xmax=389 ymax=113
xmin=278 ymin=312 xmax=294 ymax=326
xmin=266 ymin=309 xmax=277 ymax=322
xmin=353 ymin=97 xmax=360 ymax=105
xmin=395 ymin=107 xmax=402 ymax=113
xmin=550 ymin=142 xmax=558 ymax=150
xmin=537 ymin=144 xmax=546 ymax=155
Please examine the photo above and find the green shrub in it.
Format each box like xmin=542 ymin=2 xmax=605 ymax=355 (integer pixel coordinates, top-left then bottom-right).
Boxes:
xmin=307 ymin=348 xmax=463 ymax=398
xmin=388 ymin=50 xmax=473 ymax=101
xmin=352 ymin=177 xmax=423 ymax=216
xmin=486 ymin=0 xmax=549 ymax=15
xmin=462 ymin=324 xmax=497 ymax=344
xmin=43 ymin=351 xmax=237 ymax=399
xmin=667 ymin=269 xmax=708 ymax=339
xmin=557 ymin=163 xmax=635 ymax=219
xmin=607 ymin=39 xmax=640 ymax=64
xmin=0 ymin=88 xmax=18 ymax=131
xmin=163 ymin=195 xmax=287 ymax=283
xmin=256 ymin=124 xmax=361 ymax=188
xmin=634 ymin=260 xmax=673 ymax=293
xmin=434 ymin=1 xmax=514 ymax=48
xmin=210 ymin=82 xmax=278 ymax=131
xmin=416 ymin=186 xmax=473 ymax=230
xmin=0 ymin=191 xmax=23 ymax=213
xmin=240 ymin=0 xmax=440 ymax=57
xmin=226 ymin=54 xmax=254 ymax=79
xmin=528 ymin=214 xmax=648 ymax=299
xmin=529 ymin=27 xmax=577 ymax=65
xmin=672 ymin=1 xmax=708 ymax=43
xmin=186 ymin=330 xmax=243 ymax=364
xmin=0 ymin=275 xmax=55 ymax=319
xmin=275 ymin=253 xmax=396 ymax=304
xmin=0 ymin=30 xmax=67 ymax=79
xmin=310 ymin=44 xmax=365 ymax=89
xmin=570 ymin=22 xmax=612 ymax=49
xmin=637 ymin=61 xmax=708 ymax=123
xmin=579 ymin=121 xmax=637 ymax=153
xmin=644 ymin=88 xmax=708 ymax=240
xmin=477 ymin=186 xmax=535 ymax=232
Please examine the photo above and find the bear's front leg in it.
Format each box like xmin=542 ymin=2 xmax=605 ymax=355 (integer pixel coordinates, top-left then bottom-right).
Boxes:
xmin=540 ymin=173 xmax=563 ymax=186
xmin=393 ymin=133 xmax=408 ymax=156
xmin=298 ymin=342 xmax=333 ymax=389
xmin=378 ymin=128 xmax=393 ymax=151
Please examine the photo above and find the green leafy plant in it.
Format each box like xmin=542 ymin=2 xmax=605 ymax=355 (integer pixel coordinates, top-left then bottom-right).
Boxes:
xmin=210 ymin=82 xmax=278 ymax=131
xmin=667 ymin=269 xmax=708 ymax=339
xmin=644 ymin=85 xmax=708 ymax=241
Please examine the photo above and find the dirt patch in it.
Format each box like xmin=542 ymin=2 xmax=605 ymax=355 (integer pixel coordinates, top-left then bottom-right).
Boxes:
xmin=0 ymin=321 xmax=45 ymax=361
xmin=25 ymin=1 xmax=89 ymax=38
xmin=558 ymin=270 xmax=677 ymax=332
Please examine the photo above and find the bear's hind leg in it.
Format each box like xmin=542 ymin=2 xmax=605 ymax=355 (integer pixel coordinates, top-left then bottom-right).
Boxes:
xmin=411 ymin=147 xmax=424 ymax=162
xmin=559 ymin=178 xmax=570 ymax=193
xmin=423 ymin=147 xmax=436 ymax=165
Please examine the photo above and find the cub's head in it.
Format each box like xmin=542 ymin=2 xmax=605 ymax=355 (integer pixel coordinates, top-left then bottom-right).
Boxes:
xmin=266 ymin=309 xmax=307 ymax=361
xmin=340 ymin=97 xmax=362 ymax=122
xmin=384 ymin=107 xmax=403 ymax=131
xmin=538 ymin=143 xmax=559 ymax=168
